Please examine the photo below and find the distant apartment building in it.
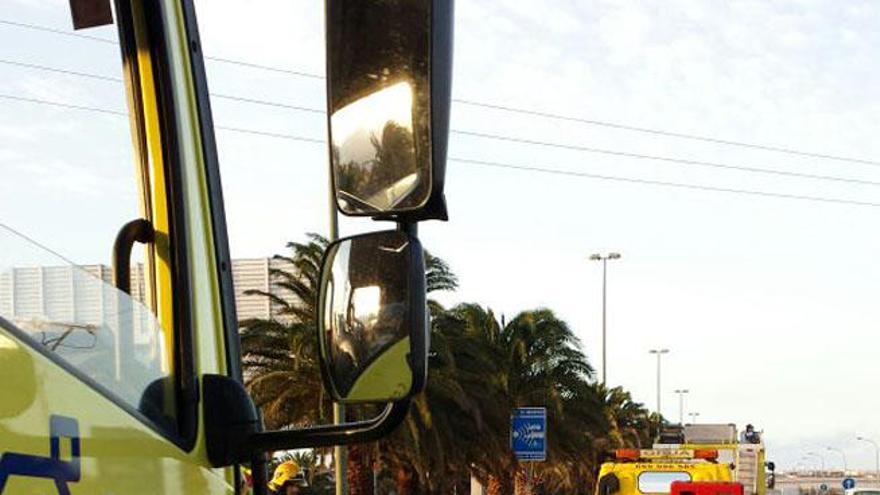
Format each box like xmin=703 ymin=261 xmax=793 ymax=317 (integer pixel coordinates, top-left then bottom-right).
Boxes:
xmin=0 ymin=258 xmax=297 ymax=327
xmin=0 ymin=263 xmax=149 ymax=330
xmin=0 ymin=258 xmax=297 ymax=402
xmin=230 ymin=258 xmax=296 ymax=322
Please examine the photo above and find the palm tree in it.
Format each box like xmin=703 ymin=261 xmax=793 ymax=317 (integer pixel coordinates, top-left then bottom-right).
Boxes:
xmin=386 ymin=306 xmax=612 ymax=494
xmin=602 ymin=386 xmax=655 ymax=449
xmin=499 ymin=309 xmax=603 ymax=494
xmin=384 ymin=303 xmax=509 ymax=493
xmin=425 ymin=250 xmax=458 ymax=316
xmin=239 ymin=234 xmax=329 ymax=429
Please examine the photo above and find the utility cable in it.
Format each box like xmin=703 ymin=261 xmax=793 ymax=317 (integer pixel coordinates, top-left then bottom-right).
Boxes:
xmin=2 ymin=17 xmax=878 ymax=167
xmin=3 ymin=58 xmax=879 ymax=187
xmin=452 ymin=157 xmax=880 ymax=208
xmin=451 ymin=99 xmax=880 ymax=168
xmin=451 ymin=129 xmax=880 ymax=187
xmin=0 ymin=93 xmax=321 ymax=142
xmin=1 ymin=92 xmax=876 ymax=209
xmin=0 ymin=59 xmax=324 ymax=113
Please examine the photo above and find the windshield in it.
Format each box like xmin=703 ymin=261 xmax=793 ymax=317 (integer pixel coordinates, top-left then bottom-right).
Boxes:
xmin=639 ymin=472 xmax=692 ymax=494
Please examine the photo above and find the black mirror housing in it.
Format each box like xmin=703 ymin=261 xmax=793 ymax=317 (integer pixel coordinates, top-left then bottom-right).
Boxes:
xmin=325 ymin=0 xmax=454 ymax=221
xmin=317 ymin=229 xmax=428 ymax=403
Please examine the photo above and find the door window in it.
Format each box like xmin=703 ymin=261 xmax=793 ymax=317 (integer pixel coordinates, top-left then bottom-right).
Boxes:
xmin=0 ymin=4 xmax=179 ymax=437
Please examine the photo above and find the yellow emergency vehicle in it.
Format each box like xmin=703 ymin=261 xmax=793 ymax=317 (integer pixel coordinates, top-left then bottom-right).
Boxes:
xmin=675 ymin=424 xmax=768 ymax=495
xmin=678 ymin=443 xmax=766 ymax=495
xmin=596 ymin=449 xmax=734 ymax=495
xmin=0 ymin=1 xmax=454 ymax=494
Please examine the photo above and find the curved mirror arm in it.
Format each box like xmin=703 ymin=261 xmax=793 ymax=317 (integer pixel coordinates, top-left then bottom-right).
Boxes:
xmin=245 ymin=399 xmax=409 ymax=451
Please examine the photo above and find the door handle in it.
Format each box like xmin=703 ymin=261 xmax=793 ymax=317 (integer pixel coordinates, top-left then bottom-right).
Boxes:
xmin=112 ymin=219 xmax=154 ymax=294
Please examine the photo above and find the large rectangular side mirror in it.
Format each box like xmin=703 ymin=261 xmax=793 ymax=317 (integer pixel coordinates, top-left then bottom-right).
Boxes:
xmin=326 ymin=0 xmax=453 ymax=221
xmin=317 ymin=230 xmax=427 ymax=403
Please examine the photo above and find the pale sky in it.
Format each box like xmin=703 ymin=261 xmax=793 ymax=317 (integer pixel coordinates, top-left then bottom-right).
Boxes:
xmin=3 ymin=0 xmax=880 ymax=471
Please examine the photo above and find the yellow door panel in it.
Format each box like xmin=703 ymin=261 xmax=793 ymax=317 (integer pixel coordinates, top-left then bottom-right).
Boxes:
xmin=0 ymin=328 xmax=232 ymax=495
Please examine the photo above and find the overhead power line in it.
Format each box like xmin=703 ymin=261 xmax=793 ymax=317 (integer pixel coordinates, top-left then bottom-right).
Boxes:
xmin=0 ymin=93 xmax=126 ymax=116
xmin=205 ymin=57 xmax=323 ymax=79
xmin=1 ymin=92 xmax=877 ymax=209
xmin=4 ymin=58 xmax=879 ymax=188
xmin=0 ymin=59 xmax=121 ymax=82
xmin=0 ymin=59 xmax=324 ymax=113
xmin=451 ymin=129 xmax=880 ymax=186
xmin=210 ymin=93 xmax=325 ymax=113
xmin=3 ymin=17 xmax=878 ymax=168
xmin=217 ymin=125 xmax=324 ymax=143
xmin=451 ymin=99 xmax=880 ymax=168
xmin=0 ymin=93 xmax=320 ymax=141
xmin=453 ymin=157 xmax=880 ymax=208
xmin=0 ymin=19 xmax=324 ymax=79
xmin=0 ymin=18 xmax=116 ymax=44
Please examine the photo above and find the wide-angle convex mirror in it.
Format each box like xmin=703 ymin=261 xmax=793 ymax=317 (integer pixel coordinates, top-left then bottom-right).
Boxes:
xmin=317 ymin=230 xmax=427 ymax=403
xmin=326 ymin=0 xmax=453 ymax=220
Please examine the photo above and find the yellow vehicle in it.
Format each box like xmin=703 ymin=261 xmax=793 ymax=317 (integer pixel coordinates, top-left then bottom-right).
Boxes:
xmin=675 ymin=424 xmax=768 ymax=495
xmin=0 ymin=1 xmax=453 ymax=494
xmin=680 ymin=443 xmax=765 ymax=495
xmin=595 ymin=449 xmax=734 ymax=495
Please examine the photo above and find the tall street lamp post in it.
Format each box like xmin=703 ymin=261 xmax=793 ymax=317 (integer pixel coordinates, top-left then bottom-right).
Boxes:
xmin=806 ymin=452 xmax=826 ymax=473
xmin=826 ymin=446 xmax=848 ymax=474
xmin=674 ymin=389 xmax=689 ymax=425
xmin=857 ymin=436 xmax=880 ymax=481
xmin=589 ymin=252 xmax=621 ymax=385
xmin=801 ymin=456 xmax=820 ymax=474
xmin=649 ymin=348 xmax=670 ymax=419
xmin=798 ymin=457 xmax=812 ymax=473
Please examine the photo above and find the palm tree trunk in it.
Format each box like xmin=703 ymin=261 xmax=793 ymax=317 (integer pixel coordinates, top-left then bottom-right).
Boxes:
xmin=514 ymin=465 xmax=536 ymax=495
xmin=396 ymin=466 xmax=418 ymax=495
xmin=487 ymin=474 xmax=511 ymax=495
xmin=348 ymin=443 xmax=373 ymax=495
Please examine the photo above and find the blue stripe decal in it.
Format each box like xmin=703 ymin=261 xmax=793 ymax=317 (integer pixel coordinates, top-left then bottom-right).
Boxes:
xmin=0 ymin=415 xmax=81 ymax=495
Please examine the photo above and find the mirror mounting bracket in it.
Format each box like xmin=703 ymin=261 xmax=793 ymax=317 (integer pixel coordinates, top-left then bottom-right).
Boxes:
xmin=204 ymin=374 xmax=411 ymax=466
xmin=203 ymin=374 xmax=261 ymax=467
xmin=396 ymin=221 xmax=418 ymax=236
xmin=244 ymin=399 xmax=410 ymax=454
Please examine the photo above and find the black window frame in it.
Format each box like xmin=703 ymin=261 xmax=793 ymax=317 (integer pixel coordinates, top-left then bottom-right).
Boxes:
xmin=178 ymin=0 xmax=244 ymax=385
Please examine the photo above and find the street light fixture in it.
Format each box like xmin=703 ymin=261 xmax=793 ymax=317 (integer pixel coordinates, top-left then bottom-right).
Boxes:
xmin=688 ymin=412 xmax=700 ymax=424
xmin=805 ymin=451 xmax=826 ymax=473
xmin=801 ymin=456 xmax=821 ymax=475
xmin=649 ymin=349 xmax=670 ymax=419
xmin=826 ymin=446 xmax=848 ymax=474
xmin=589 ymin=252 xmax=621 ymax=385
xmin=857 ymin=436 xmax=880 ymax=480
xmin=795 ymin=457 xmax=819 ymax=477
xmin=674 ymin=389 xmax=689 ymax=425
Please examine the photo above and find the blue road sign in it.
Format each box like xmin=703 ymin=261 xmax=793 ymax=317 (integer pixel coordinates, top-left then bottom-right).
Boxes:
xmin=511 ymin=407 xmax=546 ymax=461
xmin=843 ymin=478 xmax=856 ymax=490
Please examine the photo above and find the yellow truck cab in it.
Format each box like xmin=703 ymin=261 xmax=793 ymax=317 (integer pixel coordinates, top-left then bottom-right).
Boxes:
xmin=596 ymin=449 xmax=734 ymax=495
xmin=1 ymin=1 xmax=454 ymax=494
